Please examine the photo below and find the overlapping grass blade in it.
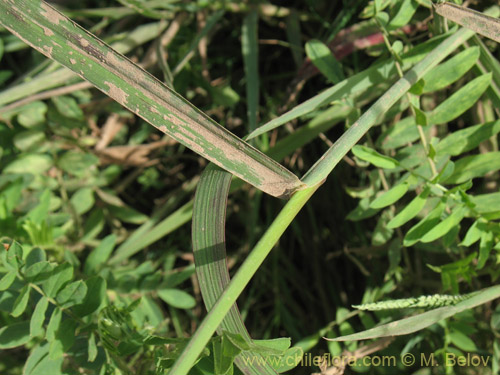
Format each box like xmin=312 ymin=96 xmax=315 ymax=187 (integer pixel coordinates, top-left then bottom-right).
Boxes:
xmin=192 ymin=164 xmax=279 ymax=375
xmin=435 ymin=2 xmax=500 ymax=43
xmin=0 ymin=21 xmax=167 ymax=109
xmin=0 ymin=0 xmax=303 ymax=198
xmin=328 ymin=285 xmax=500 ymax=341
xmin=246 ymin=33 xmax=450 ymax=140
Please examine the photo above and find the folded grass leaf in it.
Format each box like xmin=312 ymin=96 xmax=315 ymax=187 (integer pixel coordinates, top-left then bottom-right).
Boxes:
xmin=0 ymin=0 xmax=303 ymax=198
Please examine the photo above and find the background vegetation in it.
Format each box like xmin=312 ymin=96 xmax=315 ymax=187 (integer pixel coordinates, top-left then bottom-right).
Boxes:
xmin=0 ymin=0 xmax=499 ymax=374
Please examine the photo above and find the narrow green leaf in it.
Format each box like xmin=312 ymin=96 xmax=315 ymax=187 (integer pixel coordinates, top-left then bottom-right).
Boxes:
xmin=420 ymin=205 xmax=467 ymax=243
xmin=46 ymin=308 xmax=62 ymax=342
xmin=88 ymin=332 xmax=98 ymax=362
xmin=328 ymin=285 xmax=500 ymax=341
xmin=0 ymin=1 xmax=303 ymax=198
xmin=388 ymin=0 xmax=419 ymax=30
xmin=422 ymin=47 xmax=479 ymax=93
xmin=370 ymin=183 xmax=408 ymax=209
xmin=471 ymin=192 xmax=500 ymax=216
xmin=388 ymin=187 xmax=430 ymax=229
xmin=242 ymin=10 xmax=259 ymax=132
xmin=0 ymin=321 xmax=30 ymax=349
xmin=0 ymin=270 xmax=17 ymax=291
xmin=428 ymin=73 xmax=492 ymax=125
xmin=444 ymin=151 xmax=500 ymax=184
xmin=30 ymin=297 xmax=49 ymax=337
xmin=435 ymin=3 xmax=500 ymax=43
xmin=352 ymin=145 xmax=399 ymax=169
xmin=404 ymin=200 xmax=445 ymax=247
xmin=157 ymin=289 xmax=196 ymax=310
xmin=115 ymin=0 xmax=170 ymax=19
xmin=436 ymin=120 xmax=500 ymax=156
xmin=477 ymin=231 xmax=494 ymax=270
xmin=56 ymin=280 xmax=87 ymax=308
xmin=84 ymin=234 xmax=116 ymax=275
xmin=305 ymin=39 xmax=344 ymax=83
xmin=11 ymin=285 xmax=31 ymax=317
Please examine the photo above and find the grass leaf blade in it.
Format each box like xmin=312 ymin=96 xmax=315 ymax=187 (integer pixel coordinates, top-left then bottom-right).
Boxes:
xmin=0 ymin=0 xmax=303 ymax=198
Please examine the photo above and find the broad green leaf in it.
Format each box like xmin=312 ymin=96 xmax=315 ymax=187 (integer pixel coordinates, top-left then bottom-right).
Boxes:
xmin=25 ymin=261 xmax=54 ymax=283
xmin=329 ymin=285 xmax=500 ymax=341
xmin=49 ymin=319 xmax=77 ymax=360
xmin=51 ymin=95 xmax=84 ymax=120
xmin=388 ymin=0 xmax=419 ymax=30
xmin=25 ymin=189 xmax=51 ymax=225
xmin=70 ymin=187 xmax=94 ymax=215
xmin=5 ymin=241 xmax=24 ymax=270
xmin=25 ymin=247 xmax=46 ymax=268
xmin=412 ymin=105 xmax=428 ymax=126
xmin=352 ymin=145 xmax=399 ymax=169
xmin=72 ymin=276 xmax=107 ymax=317
xmin=420 ymin=205 xmax=467 ymax=243
xmin=436 ymin=120 xmax=500 ymax=156
xmin=0 ymin=1 xmax=302 ymax=198
xmin=449 ymin=329 xmax=478 ymax=352
xmin=422 ymin=47 xmax=479 ymax=93
xmin=305 ymin=39 xmax=344 ymax=84
xmin=4 ymin=154 xmax=52 ymax=175
xmin=30 ymin=297 xmax=49 ymax=337
xmin=57 ymin=151 xmax=99 ymax=177
xmin=16 ymin=101 xmax=47 ymax=128
xmin=428 ymin=73 xmax=492 ymax=125
xmin=370 ymin=183 xmax=408 ymax=209
xmin=84 ymin=234 xmax=116 ymax=275
xmin=24 ymin=343 xmax=63 ymax=375
xmin=0 ymin=321 xmax=30 ymax=348
xmin=0 ymin=270 xmax=17 ymax=291
xmin=13 ymin=130 xmax=46 ymax=151
xmin=158 ymin=289 xmax=196 ymax=310
xmin=56 ymin=280 xmax=87 ymax=308
xmin=435 ymin=3 xmax=500 ymax=43
xmin=387 ymin=187 xmax=430 ymax=228
xmin=46 ymin=308 xmax=62 ymax=342
xmin=444 ymin=151 xmax=500 ymax=184
xmin=477 ymin=231 xmax=494 ymax=270
xmin=404 ymin=200 xmax=445 ymax=247
xmin=11 ymin=285 xmax=31 ymax=317
xmin=43 ymin=263 xmax=73 ymax=298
